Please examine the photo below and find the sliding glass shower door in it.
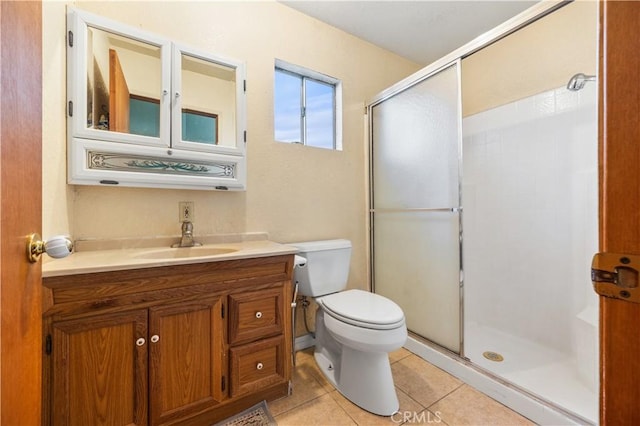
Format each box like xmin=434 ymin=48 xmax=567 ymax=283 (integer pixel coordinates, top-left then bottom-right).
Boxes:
xmin=370 ymin=62 xmax=462 ymax=353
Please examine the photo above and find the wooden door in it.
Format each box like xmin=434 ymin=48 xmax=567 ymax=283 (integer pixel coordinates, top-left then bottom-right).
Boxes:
xmin=599 ymin=1 xmax=640 ymax=424
xmin=0 ymin=2 xmax=43 ymax=424
xmin=51 ymin=310 xmax=148 ymax=426
xmin=148 ymin=297 xmax=225 ymax=425
xmin=109 ymin=48 xmax=130 ymax=133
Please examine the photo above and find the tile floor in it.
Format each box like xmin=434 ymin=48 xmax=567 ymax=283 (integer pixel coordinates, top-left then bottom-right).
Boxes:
xmin=270 ymin=348 xmax=534 ymax=426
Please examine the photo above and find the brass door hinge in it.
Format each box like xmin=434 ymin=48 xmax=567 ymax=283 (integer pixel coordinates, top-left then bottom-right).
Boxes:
xmin=592 ymin=253 xmax=640 ymax=304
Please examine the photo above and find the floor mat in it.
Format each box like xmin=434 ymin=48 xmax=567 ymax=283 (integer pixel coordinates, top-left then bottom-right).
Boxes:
xmin=213 ymin=400 xmax=277 ymax=426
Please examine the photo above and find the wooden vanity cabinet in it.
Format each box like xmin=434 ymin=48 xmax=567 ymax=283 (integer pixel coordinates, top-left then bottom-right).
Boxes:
xmin=42 ymin=255 xmax=293 ymax=426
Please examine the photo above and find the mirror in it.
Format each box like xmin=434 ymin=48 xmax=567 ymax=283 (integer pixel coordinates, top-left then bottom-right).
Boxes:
xmin=74 ymin=12 xmax=246 ymax=153
xmin=179 ymin=53 xmax=236 ymax=147
xmin=86 ymin=26 xmax=163 ymax=137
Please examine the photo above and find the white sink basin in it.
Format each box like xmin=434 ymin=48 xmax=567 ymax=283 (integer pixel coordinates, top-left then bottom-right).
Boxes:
xmin=134 ymin=246 xmax=238 ymax=260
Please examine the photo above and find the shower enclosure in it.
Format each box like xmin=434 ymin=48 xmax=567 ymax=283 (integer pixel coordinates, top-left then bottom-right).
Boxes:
xmin=371 ymin=62 xmax=462 ymax=354
xmin=368 ymin=2 xmax=598 ymax=424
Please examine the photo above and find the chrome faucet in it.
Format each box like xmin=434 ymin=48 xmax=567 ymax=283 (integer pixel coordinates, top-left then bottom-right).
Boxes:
xmin=171 ymin=221 xmax=202 ymax=248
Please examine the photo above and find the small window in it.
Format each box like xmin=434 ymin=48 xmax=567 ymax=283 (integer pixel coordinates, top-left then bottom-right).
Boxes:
xmin=274 ymin=59 xmax=341 ymax=150
xmin=129 ymin=95 xmax=160 ymax=137
xmin=181 ymin=109 xmax=218 ymax=145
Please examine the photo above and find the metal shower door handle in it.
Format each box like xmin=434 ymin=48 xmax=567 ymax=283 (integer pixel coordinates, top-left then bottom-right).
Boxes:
xmin=370 ymin=207 xmax=461 ymax=213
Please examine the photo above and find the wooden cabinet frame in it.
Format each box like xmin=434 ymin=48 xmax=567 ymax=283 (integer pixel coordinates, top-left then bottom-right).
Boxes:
xmin=42 ymin=255 xmax=293 ymax=426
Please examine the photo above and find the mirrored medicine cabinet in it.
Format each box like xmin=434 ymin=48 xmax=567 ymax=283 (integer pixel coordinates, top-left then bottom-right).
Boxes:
xmin=66 ymin=8 xmax=247 ymax=190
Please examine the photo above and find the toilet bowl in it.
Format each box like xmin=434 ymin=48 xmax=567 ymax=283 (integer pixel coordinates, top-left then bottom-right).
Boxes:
xmin=291 ymin=240 xmax=407 ymax=416
xmin=318 ymin=289 xmax=406 ymax=352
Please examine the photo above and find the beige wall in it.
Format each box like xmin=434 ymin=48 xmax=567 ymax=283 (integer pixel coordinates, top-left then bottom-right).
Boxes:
xmin=462 ymin=0 xmax=597 ymax=117
xmin=42 ymin=1 xmax=420 ymax=291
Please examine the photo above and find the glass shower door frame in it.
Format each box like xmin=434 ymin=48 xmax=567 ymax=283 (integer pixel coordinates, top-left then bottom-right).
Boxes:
xmin=367 ymin=59 xmax=465 ymax=355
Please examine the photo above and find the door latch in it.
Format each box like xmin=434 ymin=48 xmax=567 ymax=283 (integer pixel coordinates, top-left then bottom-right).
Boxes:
xmin=591 ymin=253 xmax=640 ymax=303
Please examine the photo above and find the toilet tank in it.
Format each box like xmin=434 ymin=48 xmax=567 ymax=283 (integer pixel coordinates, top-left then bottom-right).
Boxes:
xmin=290 ymin=239 xmax=352 ymax=297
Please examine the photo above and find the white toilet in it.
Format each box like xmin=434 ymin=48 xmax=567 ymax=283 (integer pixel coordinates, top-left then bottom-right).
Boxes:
xmin=291 ymin=239 xmax=407 ymax=416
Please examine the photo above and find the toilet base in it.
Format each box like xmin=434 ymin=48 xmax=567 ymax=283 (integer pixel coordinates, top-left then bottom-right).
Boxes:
xmin=314 ymin=345 xmax=400 ymax=416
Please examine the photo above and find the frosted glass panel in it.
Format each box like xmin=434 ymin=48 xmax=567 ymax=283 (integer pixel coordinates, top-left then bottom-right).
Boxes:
xmin=371 ymin=62 xmax=461 ymax=352
xmin=372 ymin=64 xmax=460 ymax=209
xmin=374 ymin=212 xmax=460 ymax=352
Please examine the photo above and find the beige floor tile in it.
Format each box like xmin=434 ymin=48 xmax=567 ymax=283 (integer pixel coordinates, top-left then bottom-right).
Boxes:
xmin=278 ymin=348 xmax=533 ymax=426
xmin=389 ymin=347 xmax=412 ymax=364
xmin=269 ymin=360 xmax=329 ymax=416
xmin=274 ymin=393 xmax=357 ymax=426
xmin=294 ymin=348 xmax=335 ymax=393
xmin=429 ymin=385 xmax=534 ymax=426
xmin=329 ymin=387 xmax=425 ymax=426
xmin=391 ymin=354 xmax=463 ymax=408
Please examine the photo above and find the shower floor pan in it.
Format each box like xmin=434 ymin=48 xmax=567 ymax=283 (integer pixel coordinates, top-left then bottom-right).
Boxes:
xmin=405 ymin=328 xmax=596 ymax=425
xmin=464 ymin=323 xmax=596 ymax=423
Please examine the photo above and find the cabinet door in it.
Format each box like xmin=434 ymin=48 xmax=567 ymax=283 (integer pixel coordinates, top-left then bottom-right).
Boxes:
xmin=51 ymin=310 xmax=148 ymax=426
xmin=149 ymin=297 xmax=225 ymax=425
xmin=67 ymin=8 xmax=171 ymax=148
xmin=171 ymin=44 xmax=247 ymax=157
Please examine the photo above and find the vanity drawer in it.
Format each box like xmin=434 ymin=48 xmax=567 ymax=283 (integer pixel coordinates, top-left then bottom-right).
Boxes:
xmin=228 ymin=287 xmax=284 ymax=345
xmin=229 ymin=336 xmax=285 ymax=397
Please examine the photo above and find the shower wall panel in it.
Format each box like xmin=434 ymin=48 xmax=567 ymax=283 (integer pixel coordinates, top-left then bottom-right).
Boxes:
xmin=462 ymin=84 xmax=598 ymax=375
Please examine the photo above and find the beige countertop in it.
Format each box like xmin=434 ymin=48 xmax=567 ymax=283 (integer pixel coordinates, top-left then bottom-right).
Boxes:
xmin=42 ymin=235 xmax=298 ymax=277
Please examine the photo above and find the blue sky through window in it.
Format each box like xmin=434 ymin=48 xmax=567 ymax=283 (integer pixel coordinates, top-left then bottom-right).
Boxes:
xmin=305 ymin=79 xmax=335 ymax=149
xmin=274 ymin=70 xmax=301 ymax=143
xmin=275 ymin=68 xmax=335 ymax=149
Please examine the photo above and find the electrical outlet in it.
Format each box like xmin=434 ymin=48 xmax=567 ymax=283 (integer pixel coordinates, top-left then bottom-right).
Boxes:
xmin=179 ymin=202 xmax=194 ymax=222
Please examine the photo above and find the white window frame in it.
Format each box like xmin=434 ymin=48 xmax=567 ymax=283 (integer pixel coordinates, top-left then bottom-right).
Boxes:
xmin=274 ymin=59 xmax=342 ymax=150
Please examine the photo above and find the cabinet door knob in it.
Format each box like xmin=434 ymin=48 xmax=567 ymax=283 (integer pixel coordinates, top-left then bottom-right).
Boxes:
xmin=136 ymin=337 xmax=146 ymax=347
xmin=150 ymin=335 xmax=160 ymax=343
xmin=256 ymin=362 xmax=264 ymax=370
xmin=255 ymin=311 xmax=262 ymax=319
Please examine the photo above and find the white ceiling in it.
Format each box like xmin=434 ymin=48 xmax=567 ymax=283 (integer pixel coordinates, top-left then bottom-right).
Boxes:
xmin=280 ymin=1 xmax=539 ymax=65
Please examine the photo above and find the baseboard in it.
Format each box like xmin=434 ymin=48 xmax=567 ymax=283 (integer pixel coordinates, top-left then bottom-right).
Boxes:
xmin=294 ymin=333 xmax=315 ymax=351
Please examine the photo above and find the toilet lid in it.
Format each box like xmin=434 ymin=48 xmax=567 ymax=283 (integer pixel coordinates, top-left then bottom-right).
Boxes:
xmin=319 ymin=289 xmax=405 ymax=330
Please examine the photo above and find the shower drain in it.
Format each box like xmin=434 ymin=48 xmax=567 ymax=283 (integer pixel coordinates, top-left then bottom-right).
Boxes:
xmin=482 ymin=351 xmax=504 ymax=362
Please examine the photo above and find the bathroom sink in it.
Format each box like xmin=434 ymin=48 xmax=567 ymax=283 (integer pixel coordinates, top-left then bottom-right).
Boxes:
xmin=134 ymin=246 xmax=238 ymax=260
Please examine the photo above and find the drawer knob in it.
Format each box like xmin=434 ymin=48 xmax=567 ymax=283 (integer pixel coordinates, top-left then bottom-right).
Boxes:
xmin=256 ymin=362 xmax=264 ymax=370
xmin=255 ymin=311 xmax=263 ymax=319
xmin=136 ymin=337 xmax=146 ymax=347
xmin=150 ymin=335 xmax=160 ymax=343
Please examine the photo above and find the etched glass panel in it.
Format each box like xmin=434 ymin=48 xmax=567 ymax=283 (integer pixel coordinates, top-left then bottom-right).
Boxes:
xmin=88 ymin=151 xmax=235 ymax=178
